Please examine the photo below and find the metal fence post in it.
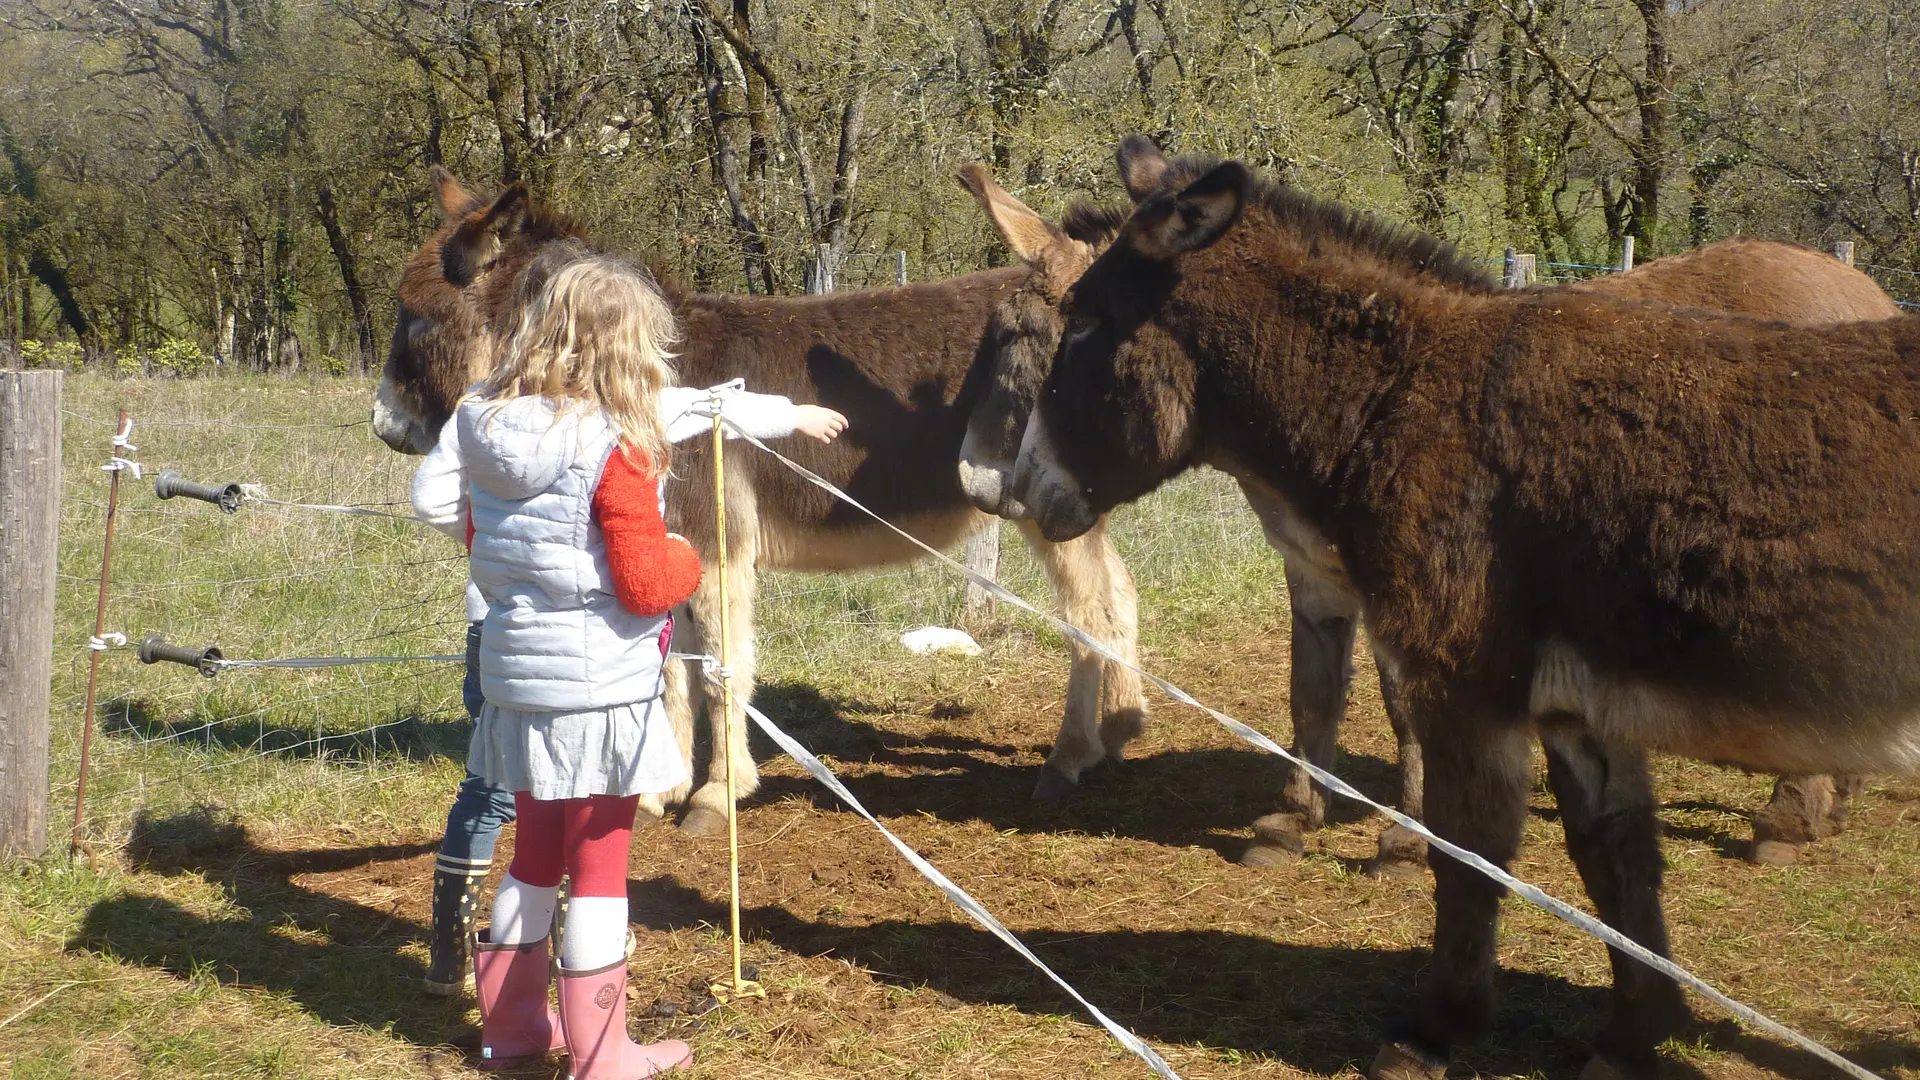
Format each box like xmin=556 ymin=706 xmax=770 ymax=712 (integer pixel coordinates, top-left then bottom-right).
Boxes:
xmin=1834 ymin=240 xmax=1855 ymax=266
xmin=895 ymin=250 xmax=908 ymax=287
xmin=1620 ymin=235 xmax=1636 ymax=273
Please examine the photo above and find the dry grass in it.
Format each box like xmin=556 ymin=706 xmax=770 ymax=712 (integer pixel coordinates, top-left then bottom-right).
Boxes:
xmin=3 ymin=374 xmax=1918 ymax=1080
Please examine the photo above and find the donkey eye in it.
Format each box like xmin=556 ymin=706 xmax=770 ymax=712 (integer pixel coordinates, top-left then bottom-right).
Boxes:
xmin=1065 ymin=315 xmax=1098 ymax=344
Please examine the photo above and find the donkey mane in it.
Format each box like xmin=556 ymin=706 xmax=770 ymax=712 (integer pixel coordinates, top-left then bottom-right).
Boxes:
xmin=1158 ymin=155 xmax=1497 ymax=293
xmin=1061 ymin=202 xmax=1129 ymax=245
xmin=477 ymin=195 xmax=684 ymax=308
xmin=518 ymin=200 xmax=592 ymax=246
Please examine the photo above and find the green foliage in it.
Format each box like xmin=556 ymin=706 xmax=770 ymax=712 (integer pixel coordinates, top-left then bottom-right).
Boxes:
xmin=0 ymin=0 xmax=1915 ymax=370
xmin=151 ymin=336 xmax=211 ymax=376
xmin=18 ymin=338 xmax=83 ymax=369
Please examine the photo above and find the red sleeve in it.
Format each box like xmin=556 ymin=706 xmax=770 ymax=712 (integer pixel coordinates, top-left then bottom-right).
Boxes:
xmin=593 ymin=446 xmax=703 ymax=617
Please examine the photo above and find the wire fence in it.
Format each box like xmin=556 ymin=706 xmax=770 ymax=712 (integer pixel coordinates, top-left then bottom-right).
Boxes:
xmin=52 ymin=384 xmax=473 ymax=849
xmin=53 ymin=380 xmax=1280 ymax=856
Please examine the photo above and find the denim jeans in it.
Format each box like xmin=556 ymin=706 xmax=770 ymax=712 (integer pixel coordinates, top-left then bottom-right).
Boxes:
xmin=437 ymin=622 xmax=515 ymax=868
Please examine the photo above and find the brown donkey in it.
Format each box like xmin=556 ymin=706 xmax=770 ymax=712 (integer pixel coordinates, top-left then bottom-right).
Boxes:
xmin=373 ymin=168 xmax=1146 ymax=832
xmin=1007 ymin=152 xmax=1920 ymax=1080
xmin=958 ymin=152 xmax=1892 ymax=870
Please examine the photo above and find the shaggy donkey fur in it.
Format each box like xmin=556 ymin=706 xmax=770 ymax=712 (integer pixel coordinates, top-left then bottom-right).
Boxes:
xmin=375 ymin=167 xmax=1146 ymax=832
xmin=1008 ymin=151 xmax=1920 ymax=1080
xmin=960 ymin=145 xmax=1894 ymax=871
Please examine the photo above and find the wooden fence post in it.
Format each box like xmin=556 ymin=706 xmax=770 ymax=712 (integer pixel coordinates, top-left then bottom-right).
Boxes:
xmin=962 ymin=521 xmax=1001 ymax=620
xmin=0 ymin=369 xmax=61 ymax=858
xmin=1833 ymin=240 xmax=1855 ymax=266
xmin=1620 ymin=235 xmax=1635 ymax=273
xmin=1502 ymin=248 xmax=1536 ymax=289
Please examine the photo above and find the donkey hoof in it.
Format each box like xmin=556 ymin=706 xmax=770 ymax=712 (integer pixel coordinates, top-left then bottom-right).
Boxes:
xmin=1370 ymin=1041 xmax=1448 ymax=1080
xmin=680 ymin=807 xmax=729 ymax=837
xmin=635 ymin=794 xmax=668 ymax=823
xmin=1240 ymin=839 xmax=1304 ymax=868
xmin=1032 ymin=764 xmax=1081 ymax=802
xmin=1365 ymin=824 xmax=1429 ymax=878
xmin=1750 ymin=838 xmax=1803 ymax=867
xmin=1363 ymin=850 xmax=1426 ymax=879
xmin=1241 ymin=813 xmax=1307 ymax=867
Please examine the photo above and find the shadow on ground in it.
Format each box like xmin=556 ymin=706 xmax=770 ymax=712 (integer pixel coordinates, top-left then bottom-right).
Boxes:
xmin=627 ymin=873 xmax=1920 ymax=1080
xmin=103 ymin=696 xmax=469 ymax=764
xmin=734 ymin=679 xmax=1408 ymax=863
xmin=68 ymin=807 xmax=466 ymax=1055
xmin=67 ymin=808 xmax=1920 ymax=1080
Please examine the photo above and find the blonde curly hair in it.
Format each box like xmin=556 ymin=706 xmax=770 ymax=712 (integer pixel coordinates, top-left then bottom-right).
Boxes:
xmin=478 ymin=254 xmax=678 ymax=471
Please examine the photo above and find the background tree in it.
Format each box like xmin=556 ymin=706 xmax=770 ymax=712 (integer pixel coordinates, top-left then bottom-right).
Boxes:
xmin=0 ymin=0 xmax=1911 ymax=371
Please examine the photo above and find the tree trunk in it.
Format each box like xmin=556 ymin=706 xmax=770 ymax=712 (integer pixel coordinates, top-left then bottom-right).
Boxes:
xmin=482 ymin=51 xmax=524 ymax=186
xmin=1497 ymin=21 xmax=1526 ymax=244
xmin=314 ymin=184 xmax=376 ymax=373
xmin=1629 ymin=0 xmax=1671 ymax=255
xmin=1117 ymin=0 xmax=1157 ymax=112
xmin=24 ymin=256 xmax=88 ymax=342
xmin=689 ymin=8 xmax=774 ymax=294
xmin=734 ymin=0 xmax=773 ymax=180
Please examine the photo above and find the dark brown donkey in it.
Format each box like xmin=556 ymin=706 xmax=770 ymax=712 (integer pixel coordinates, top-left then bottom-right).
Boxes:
xmin=1007 ymin=152 xmax=1920 ymax=1080
xmin=958 ymin=154 xmax=1893 ymax=870
xmin=372 ymin=168 xmax=1146 ymax=832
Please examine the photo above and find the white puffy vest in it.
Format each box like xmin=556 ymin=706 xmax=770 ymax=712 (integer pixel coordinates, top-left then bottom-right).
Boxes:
xmin=458 ymin=397 xmax=671 ymax=711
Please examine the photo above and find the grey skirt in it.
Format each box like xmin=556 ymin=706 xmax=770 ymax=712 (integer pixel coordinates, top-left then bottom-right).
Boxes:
xmin=469 ymin=696 xmax=689 ymax=801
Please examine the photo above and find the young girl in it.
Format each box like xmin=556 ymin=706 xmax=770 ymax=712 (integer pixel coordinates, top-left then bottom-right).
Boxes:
xmin=413 ymin=255 xmax=846 ymax=1078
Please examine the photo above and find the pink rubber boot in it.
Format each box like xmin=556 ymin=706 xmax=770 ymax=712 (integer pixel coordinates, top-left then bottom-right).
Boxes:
xmin=556 ymin=956 xmax=691 ymax=1079
xmin=470 ymin=929 xmax=567 ymax=1069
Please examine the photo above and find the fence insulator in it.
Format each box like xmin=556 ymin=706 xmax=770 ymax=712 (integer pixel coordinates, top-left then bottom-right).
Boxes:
xmin=138 ymin=634 xmax=224 ymax=678
xmin=154 ymin=469 xmax=245 ymax=513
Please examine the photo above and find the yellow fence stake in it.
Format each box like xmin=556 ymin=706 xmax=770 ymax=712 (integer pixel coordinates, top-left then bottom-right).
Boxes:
xmin=707 ymin=407 xmax=763 ymax=1005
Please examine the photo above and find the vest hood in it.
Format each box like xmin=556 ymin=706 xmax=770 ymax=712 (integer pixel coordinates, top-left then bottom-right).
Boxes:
xmin=457 ymin=396 xmax=615 ymax=502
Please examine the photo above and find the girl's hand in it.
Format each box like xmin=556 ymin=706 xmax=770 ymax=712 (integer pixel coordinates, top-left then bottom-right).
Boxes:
xmin=794 ymin=404 xmax=849 ymax=443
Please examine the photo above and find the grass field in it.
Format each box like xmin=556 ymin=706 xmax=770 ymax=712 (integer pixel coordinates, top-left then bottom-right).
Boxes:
xmin=3 ymin=374 xmax=1918 ymax=1080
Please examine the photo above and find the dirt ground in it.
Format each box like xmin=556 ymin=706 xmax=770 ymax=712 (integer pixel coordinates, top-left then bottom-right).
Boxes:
xmin=78 ymin=629 xmax=1920 ymax=1080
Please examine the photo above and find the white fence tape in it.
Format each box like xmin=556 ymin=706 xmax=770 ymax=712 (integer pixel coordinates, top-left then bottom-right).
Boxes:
xmin=722 ymin=419 xmax=1883 ymax=1080
xmin=678 ymin=652 xmax=1180 ymax=1078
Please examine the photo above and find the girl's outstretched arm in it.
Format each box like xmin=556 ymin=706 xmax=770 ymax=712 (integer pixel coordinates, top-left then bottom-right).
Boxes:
xmin=594 ymin=448 xmax=703 ymax=617
xmin=412 ymin=415 xmax=469 ymax=543
xmin=659 ymin=382 xmax=846 ymax=445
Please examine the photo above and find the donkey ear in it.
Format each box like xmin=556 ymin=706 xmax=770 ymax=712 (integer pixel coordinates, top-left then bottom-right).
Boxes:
xmin=1115 ymin=135 xmax=1170 ymax=202
xmin=1129 ymin=162 xmax=1251 ymax=261
xmin=956 ymin=163 xmax=1062 ymax=263
xmin=442 ymin=183 xmax=530 ymax=287
xmin=429 ymin=165 xmax=478 ymax=221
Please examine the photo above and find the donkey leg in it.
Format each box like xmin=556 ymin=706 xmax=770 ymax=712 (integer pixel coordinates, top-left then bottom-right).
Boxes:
xmin=1365 ymin=658 xmax=1429 ymax=878
xmin=1372 ymin=713 xmax=1532 ymax=1080
xmin=1246 ymin=562 xmax=1358 ymax=867
xmin=1751 ymin=774 xmax=1839 ymax=866
xmin=638 ymin=644 xmax=699 ymax=822
xmin=1091 ymin=522 xmax=1148 ymax=759
xmin=1539 ymin=719 xmax=1689 ymax=1080
xmin=1019 ymin=519 xmax=1141 ymax=800
xmin=1829 ymin=774 xmax=1867 ymax=834
xmin=681 ymin=541 xmax=761 ymax=837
